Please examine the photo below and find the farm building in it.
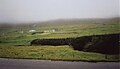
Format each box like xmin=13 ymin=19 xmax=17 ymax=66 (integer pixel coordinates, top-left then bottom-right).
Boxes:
xmin=29 ymin=30 xmax=36 ymax=33
xmin=44 ymin=29 xmax=55 ymax=33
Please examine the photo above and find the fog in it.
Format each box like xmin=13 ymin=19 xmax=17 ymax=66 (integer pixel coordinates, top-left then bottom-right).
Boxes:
xmin=0 ymin=0 xmax=119 ymax=23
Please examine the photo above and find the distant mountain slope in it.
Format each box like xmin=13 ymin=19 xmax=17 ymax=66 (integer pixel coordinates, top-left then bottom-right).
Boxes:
xmin=0 ymin=17 xmax=119 ymax=28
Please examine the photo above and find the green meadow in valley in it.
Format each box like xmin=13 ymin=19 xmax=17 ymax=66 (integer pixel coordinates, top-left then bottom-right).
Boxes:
xmin=0 ymin=18 xmax=119 ymax=61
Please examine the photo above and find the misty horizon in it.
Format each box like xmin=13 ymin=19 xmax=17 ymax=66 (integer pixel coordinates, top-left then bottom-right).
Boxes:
xmin=0 ymin=17 xmax=119 ymax=25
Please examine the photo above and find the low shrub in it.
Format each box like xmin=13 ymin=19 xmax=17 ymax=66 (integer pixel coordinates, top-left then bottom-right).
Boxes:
xmin=31 ymin=33 xmax=119 ymax=54
xmin=31 ymin=38 xmax=71 ymax=46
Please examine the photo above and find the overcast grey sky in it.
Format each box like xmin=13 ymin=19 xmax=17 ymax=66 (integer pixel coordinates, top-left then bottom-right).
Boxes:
xmin=0 ymin=0 xmax=119 ymax=23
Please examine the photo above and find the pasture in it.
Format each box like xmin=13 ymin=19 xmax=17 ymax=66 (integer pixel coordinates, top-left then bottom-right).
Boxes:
xmin=0 ymin=18 xmax=119 ymax=61
xmin=0 ymin=19 xmax=119 ymax=46
xmin=0 ymin=46 xmax=119 ymax=62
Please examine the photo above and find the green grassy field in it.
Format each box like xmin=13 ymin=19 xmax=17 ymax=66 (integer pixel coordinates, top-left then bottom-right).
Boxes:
xmin=0 ymin=45 xmax=119 ymax=62
xmin=0 ymin=21 xmax=119 ymax=46
xmin=0 ymin=18 xmax=119 ymax=61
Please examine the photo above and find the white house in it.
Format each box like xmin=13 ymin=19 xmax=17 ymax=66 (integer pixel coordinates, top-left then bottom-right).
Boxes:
xmin=29 ymin=30 xmax=36 ymax=33
xmin=44 ymin=29 xmax=55 ymax=33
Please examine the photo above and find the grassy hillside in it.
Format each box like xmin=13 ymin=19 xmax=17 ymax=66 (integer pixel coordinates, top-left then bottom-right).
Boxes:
xmin=0 ymin=18 xmax=119 ymax=46
xmin=0 ymin=18 xmax=119 ymax=61
xmin=0 ymin=46 xmax=119 ymax=62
